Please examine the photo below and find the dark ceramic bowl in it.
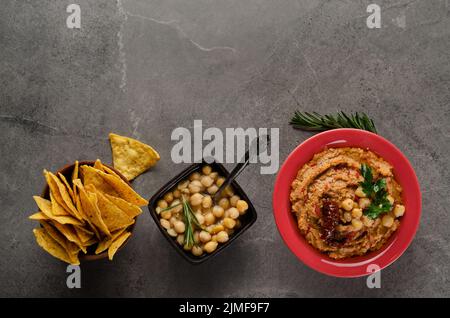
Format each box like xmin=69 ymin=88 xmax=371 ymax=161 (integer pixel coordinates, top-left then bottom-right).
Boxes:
xmin=148 ymin=162 xmax=257 ymax=264
xmin=41 ymin=161 xmax=136 ymax=261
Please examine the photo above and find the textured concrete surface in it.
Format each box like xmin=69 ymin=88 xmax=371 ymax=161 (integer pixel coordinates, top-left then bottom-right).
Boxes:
xmin=0 ymin=0 xmax=449 ymax=297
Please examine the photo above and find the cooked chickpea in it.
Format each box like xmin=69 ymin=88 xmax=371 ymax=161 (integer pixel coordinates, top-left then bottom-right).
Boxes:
xmin=177 ymin=180 xmax=189 ymax=190
xmin=190 ymin=193 xmax=203 ymax=206
xmin=218 ymin=198 xmax=230 ymax=210
xmin=202 ymin=195 xmax=213 ymax=209
xmin=227 ymin=207 xmax=239 ymax=219
xmin=211 ymin=225 xmax=224 ymax=234
xmin=188 ymin=181 xmax=202 ymax=193
xmin=343 ymin=212 xmax=352 ymax=222
xmin=358 ymin=198 xmax=371 ymax=209
xmin=170 ymin=200 xmax=183 ymax=213
xmin=194 ymin=213 xmax=205 ymax=225
xmin=204 ymin=241 xmax=218 ymax=253
xmin=204 ymin=213 xmax=216 ymax=226
xmin=236 ymin=200 xmax=248 ymax=214
xmin=393 ymin=204 xmax=405 ymax=217
xmin=200 ymin=175 xmax=214 ymax=187
xmin=223 ymin=217 xmax=236 ymax=229
xmin=355 ymin=186 xmax=366 ymax=198
xmin=173 ymin=189 xmax=181 ymax=198
xmin=387 ymin=195 xmax=395 ymax=205
xmin=189 ymin=172 xmax=201 ymax=181
xmin=382 ymin=214 xmax=394 ymax=227
xmin=193 ymin=231 xmax=200 ymax=244
xmin=199 ymin=230 xmax=211 ymax=243
xmin=216 ymin=231 xmax=229 ymax=243
xmin=202 ymin=165 xmax=212 ymax=175
xmin=207 ymin=185 xmax=219 ymax=194
xmin=155 ymin=206 xmax=161 ymax=214
xmin=212 ymin=205 xmax=224 ymax=218
xmin=181 ymin=188 xmax=190 ymax=195
xmin=176 ymin=234 xmax=184 ymax=245
xmin=160 ymin=219 xmax=171 ymax=229
xmin=167 ymin=228 xmax=177 ymax=237
xmin=362 ymin=216 xmax=374 ymax=227
xmin=209 ymin=172 xmax=218 ymax=180
xmin=157 ymin=199 xmax=168 ymax=209
xmin=224 ymin=186 xmax=234 ymax=197
xmin=216 ymin=177 xmax=225 ymax=187
xmin=183 ymin=244 xmax=191 ymax=251
xmin=341 ymin=198 xmax=354 ymax=211
xmin=174 ymin=221 xmax=186 ymax=234
xmin=211 ymin=235 xmax=217 ymax=242
xmin=230 ymin=195 xmax=240 ymax=207
xmin=351 ymin=219 xmax=363 ymax=231
xmin=170 ymin=216 xmax=178 ymax=226
xmin=163 ymin=192 xmax=174 ymax=203
xmin=161 ymin=210 xmax=172 ymax=220
xmin=351 ymin=208 xmax=363 ymax=218
xmin=191 ymin=245 xmax=203 ymax=256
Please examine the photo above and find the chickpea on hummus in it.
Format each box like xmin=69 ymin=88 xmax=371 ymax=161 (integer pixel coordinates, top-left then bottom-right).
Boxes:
xmin=290 ymin=147 xmax=405 ymax=259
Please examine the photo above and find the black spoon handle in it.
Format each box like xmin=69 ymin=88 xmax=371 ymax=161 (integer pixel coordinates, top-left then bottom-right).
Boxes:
xmin=213 ymin=134 xmax=270 ymax=202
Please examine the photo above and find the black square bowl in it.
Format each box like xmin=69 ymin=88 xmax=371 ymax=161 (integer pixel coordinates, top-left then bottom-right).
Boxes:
xmin=148 ymin=161 xmax=257 ymax=264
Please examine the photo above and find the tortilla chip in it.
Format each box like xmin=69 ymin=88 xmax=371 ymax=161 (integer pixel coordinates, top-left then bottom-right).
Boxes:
xmin=109 ymin=133 xmax=160 ymax=181
xmin=74 ymin=225 xmax=94 ymax=244
xmin=108 ymin=231 xmax=131 ymax=260
xmin=97 ymin=170 xmax=148 ymax=206
xmin=75 ymin=180 xmax=111 ymax=237
xmin=51 ymin=221 xmax=86 ymax=254
xmin=86 ymin=185 xmax=134 ymax=232
xmin=95 ymin=228 xmax=127 ymax=254
xmin=29 ymin=212 xmax=49 ymax=221
xmin=93 ymin=159 xmax=104 ymax=171
xmin=33 ymin=228 xmax=75 ymax=264
xmin=80 ymin=165 xmax=119 ymax=196
xmin=73 ymin=179 xmax=101 ymax=239
xmin=72 ymin=161 xmax=79 ymax=195
xmin=50 ymin=192 xmax=70 ymax=216
xmin=45 ymin=170 xmax=83 ymax=220
xmin=40 ymin=221 xmax=80 ymax=264
xmin=58 ymin=172 xmax=74 ymax=200
xmin=33 ymin=196 xmax=82 ymax=226
xmin=103 ymin=193 xmax=142 ymax=218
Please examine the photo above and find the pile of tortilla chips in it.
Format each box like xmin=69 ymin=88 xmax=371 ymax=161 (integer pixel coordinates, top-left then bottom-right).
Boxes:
xmin=29 ymin=159 xmax=148 ymax=264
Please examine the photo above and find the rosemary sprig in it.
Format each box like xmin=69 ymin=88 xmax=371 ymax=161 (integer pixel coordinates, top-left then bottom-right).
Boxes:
xmin=181 ymin=198 xmax=201 ymax=248
xmin=290 ymin=111 xmax=377 ymax=134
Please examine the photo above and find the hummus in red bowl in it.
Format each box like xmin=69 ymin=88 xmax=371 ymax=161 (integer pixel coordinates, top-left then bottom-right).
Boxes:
xmin=273 ymin=129 xmax=421 ymax=277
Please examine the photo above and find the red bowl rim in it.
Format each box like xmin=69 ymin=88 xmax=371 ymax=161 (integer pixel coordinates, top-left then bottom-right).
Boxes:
xmin=272 ymin=128 xmax=421 ymax=277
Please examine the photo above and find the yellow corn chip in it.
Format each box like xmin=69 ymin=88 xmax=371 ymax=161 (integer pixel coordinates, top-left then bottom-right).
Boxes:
xmin=73 ymin=179 xmax=101 ymax=239
xmin=72 ymin=161 xmax=79 ymax=195
xmin=33 ymin=196 xmax=82 ymax=226
xmin=95 ymin=227 xmax=127 ymax=255
xmin=75 ymin=180 xmax=111 ymax=237
xmin=33 ymin=228 xmax=75 ymax=264
xmin=80 ymin=165 xmax=119 ymax=197
xmin=29 ymin=212 xmax=49 ymax=221
xmin=109 ymin=133 xmax=160 ymax=181
xmin=51 ymin=221 xmax=86 ymax=254
xmin=58 ymin=172 xmax=74 ymax=199
xmin=108 ymin=231 xmax=131 ymax=260
xmin=97 ymin=170 xmax=148 ymax=206
xmin=103 ymin=193 xmax=142 ymax=218
xmin=50 ymin=192 xmax=70 ymax=216
xmin=93 ymin=159 xmax=104 ymax=171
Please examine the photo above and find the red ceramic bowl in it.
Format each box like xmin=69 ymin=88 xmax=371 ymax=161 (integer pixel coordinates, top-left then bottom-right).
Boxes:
xmin=273 ymin=129 xmax=421 ymax=277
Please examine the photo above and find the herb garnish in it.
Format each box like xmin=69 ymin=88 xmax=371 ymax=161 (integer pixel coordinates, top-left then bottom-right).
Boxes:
xmin=290 ymin=111 xmax=377 ymax=133
xmin=359 ymin=164 xmax=392 ymax=219
xmin=181 ymin=197 xmax=201 ymax=248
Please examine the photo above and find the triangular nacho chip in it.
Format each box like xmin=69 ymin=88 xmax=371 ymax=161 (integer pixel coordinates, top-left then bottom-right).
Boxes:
xmin=73 ymin=179 xmax=101 ymax=239
xmin=33 ymin=196 xmax=82 ymax=226
xmin=97 ymin=169 xmax=148 ymax=206
xmin=95 ymin=227 xmax=127 ymax=255
xmin=86 ymin=185 xmax=134 ymax=232
xmin=109 ymin=133 xmax=160 ymax=181
xmin=108 ymin=231 xmax=131 ymax=260
xmin=33 ymin=228 xmax=74 ymax=264
xmin=58 ymin=172 xmax=74 ymax=199
xmin=29 ymin=212 xmax=49 ymax=221
xmin=50 ymin=221 xmax=86 ymax=254
xmin=103 ymin=193 xmax=142 ymax=218
xmin=80 ymin=165 xmax=119 ymax=197
xmin=50 ymin=192 xmax=70 ymax=216
xmin=40 ymin=221 xmax=81 ymax=264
